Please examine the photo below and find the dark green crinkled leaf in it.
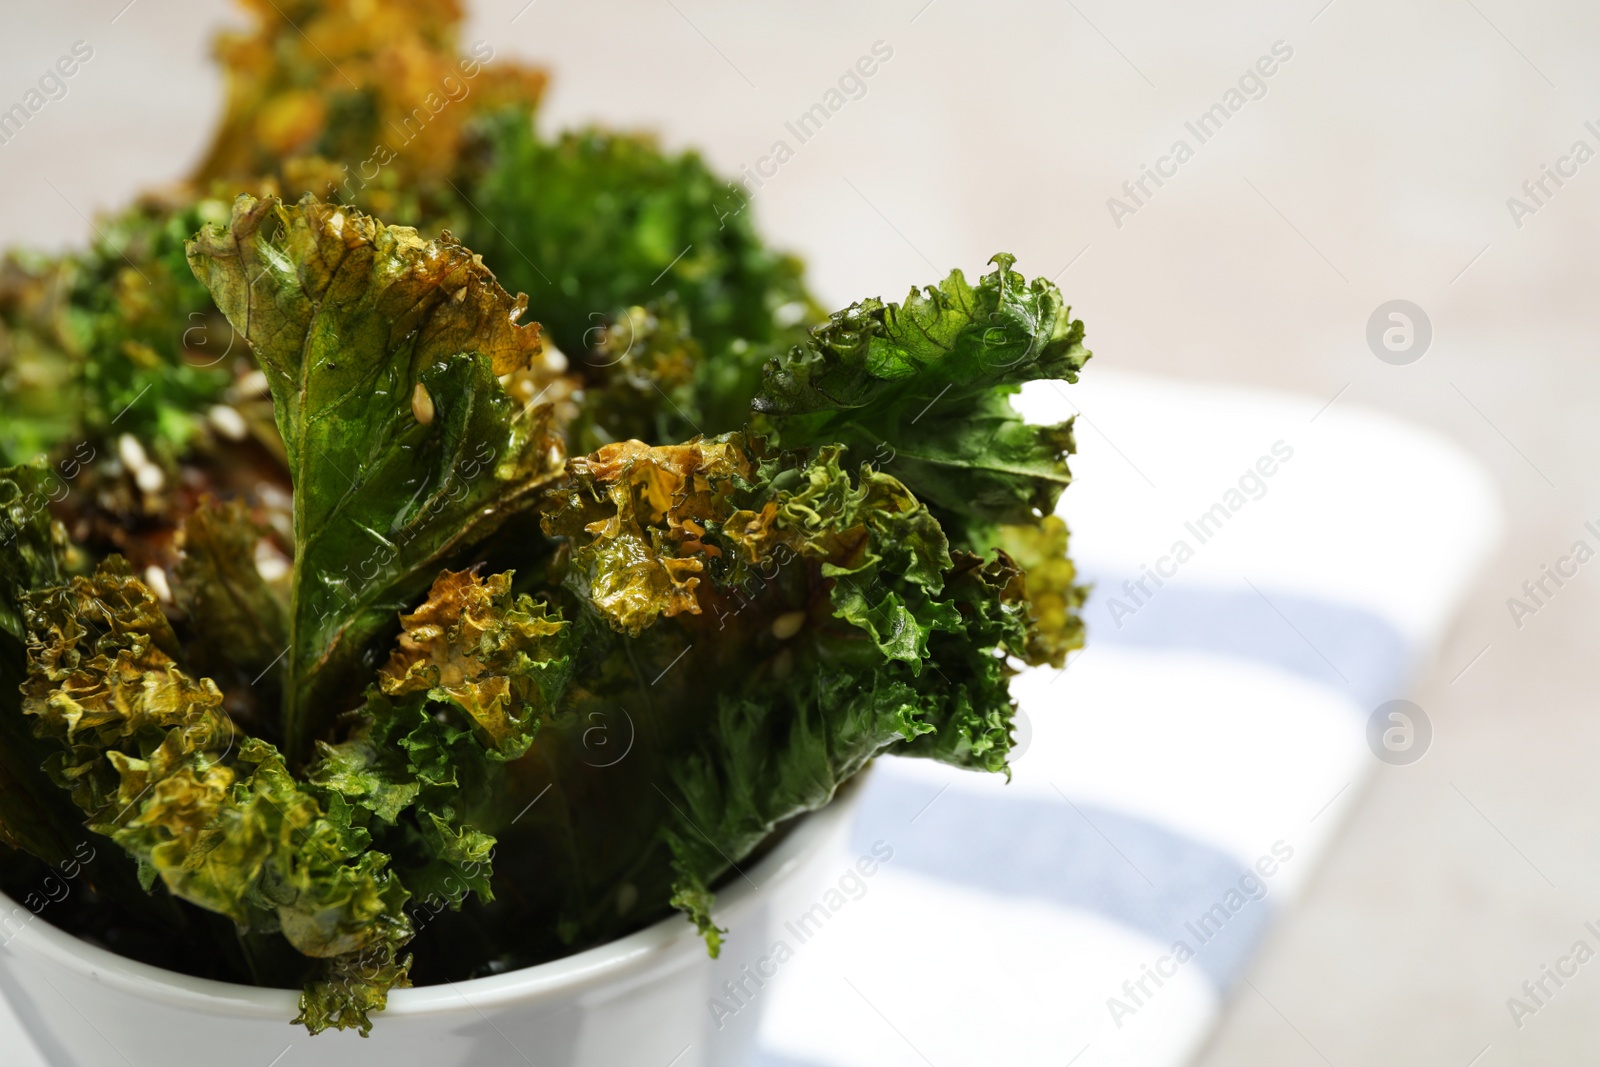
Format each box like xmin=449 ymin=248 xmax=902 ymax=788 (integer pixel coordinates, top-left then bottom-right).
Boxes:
xmin=462 ymin=116 xmax=819 ymax=434
xmin=753 ymin=253 xmax=1089 ymax=550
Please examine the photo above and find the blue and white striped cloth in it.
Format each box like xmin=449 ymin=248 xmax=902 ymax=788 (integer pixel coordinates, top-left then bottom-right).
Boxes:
xmin=751 ymin=371 xmax=1501 ymax=1067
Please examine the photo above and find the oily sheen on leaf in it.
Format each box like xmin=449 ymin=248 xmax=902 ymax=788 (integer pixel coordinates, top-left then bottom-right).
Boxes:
xmin=187 ymin=194 xmax=571 ymax=758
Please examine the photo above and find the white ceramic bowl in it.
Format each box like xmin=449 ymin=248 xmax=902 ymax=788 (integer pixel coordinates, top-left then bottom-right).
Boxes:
xmin=0 ymin=777 xmax=863 ymax=1067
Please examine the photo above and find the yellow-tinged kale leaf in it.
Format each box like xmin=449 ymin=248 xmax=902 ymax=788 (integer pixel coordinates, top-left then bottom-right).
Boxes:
xmin=542 ymin=435 xmax=752 ymax=635
xmin=19 ymin=558 xmax=414 ymax=1034
xmin=195 ymin=0 xmax=547 ymax=208
xmin=377 ymin=568 xmax=569 ymax=761
xmin=307 ymin=568 xmax=574 ymax=919
xmin=187 ymin=194 xmax=574 ymax=760
xmin=995 ymin=515 xmax=1088 ymax=669
xmin=295 ymin=938 xmax=415 ymax=1037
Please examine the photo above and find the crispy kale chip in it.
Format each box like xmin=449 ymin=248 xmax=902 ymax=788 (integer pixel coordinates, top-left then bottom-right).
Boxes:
xmin=19 ymin=559 xmax=414 ymax=1034
xmin=753 ymin=253 xmax=1091 ymax=666
xmin=309 ymin=567 xmax=573 ymax=922
xmin=187 ymin=194 xmax=571 ymax=758
xmin=463 ymin=117 xmax=819 ymax=436
xmin=0 ymin=197 xmax=238 ymax=470
xmin=11 ymin=554 xmax=575 ymax=1032
xmin=195 ymin=0 xmax=547 ymax=217
xmin=0 ymin=463 xmax=84 ymax=864
xmin=754 ymin=253 xmax=1088 ymax=544
xmin=540 ymin=433 xmax=1037 ymax=945
xmin=543 ymin=436 xmax=753 ymax=635
xmin=372 ymin=568 xmax=570 ymax=764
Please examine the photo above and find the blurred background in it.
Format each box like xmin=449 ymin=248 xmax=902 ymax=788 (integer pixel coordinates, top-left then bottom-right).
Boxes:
xmin=1 ymin=1 xmax=1595 ymax=1063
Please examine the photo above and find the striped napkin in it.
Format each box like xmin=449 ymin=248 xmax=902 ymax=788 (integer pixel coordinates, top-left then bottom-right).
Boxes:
xmin=750 ymin=370 xmax=1501 ymax=1067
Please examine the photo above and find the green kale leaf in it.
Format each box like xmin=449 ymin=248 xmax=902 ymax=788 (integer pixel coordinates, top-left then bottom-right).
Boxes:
xmin=186 ymin=194 xmax=572 ymax=759
xmin=0 ymin=462 xmax=82 ymax=864
xmin=539 ymin=433 xmax=1036 ymax=947
xmin=20 ymin=559 xmax=414 ymax=1034
xmin=753 ymin=253 xmax=1089 ymax=549
xmin=752 ymin=254 xmax=1091 ymax=667
xmin=0 ymin=197 xmax=236 ymax=469
xmin=461 ymin=116 xmax=819 ymax=436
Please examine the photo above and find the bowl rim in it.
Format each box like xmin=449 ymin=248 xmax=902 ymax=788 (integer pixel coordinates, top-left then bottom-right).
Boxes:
xmin=0 ymin=774 xmax=861 ymax=1020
